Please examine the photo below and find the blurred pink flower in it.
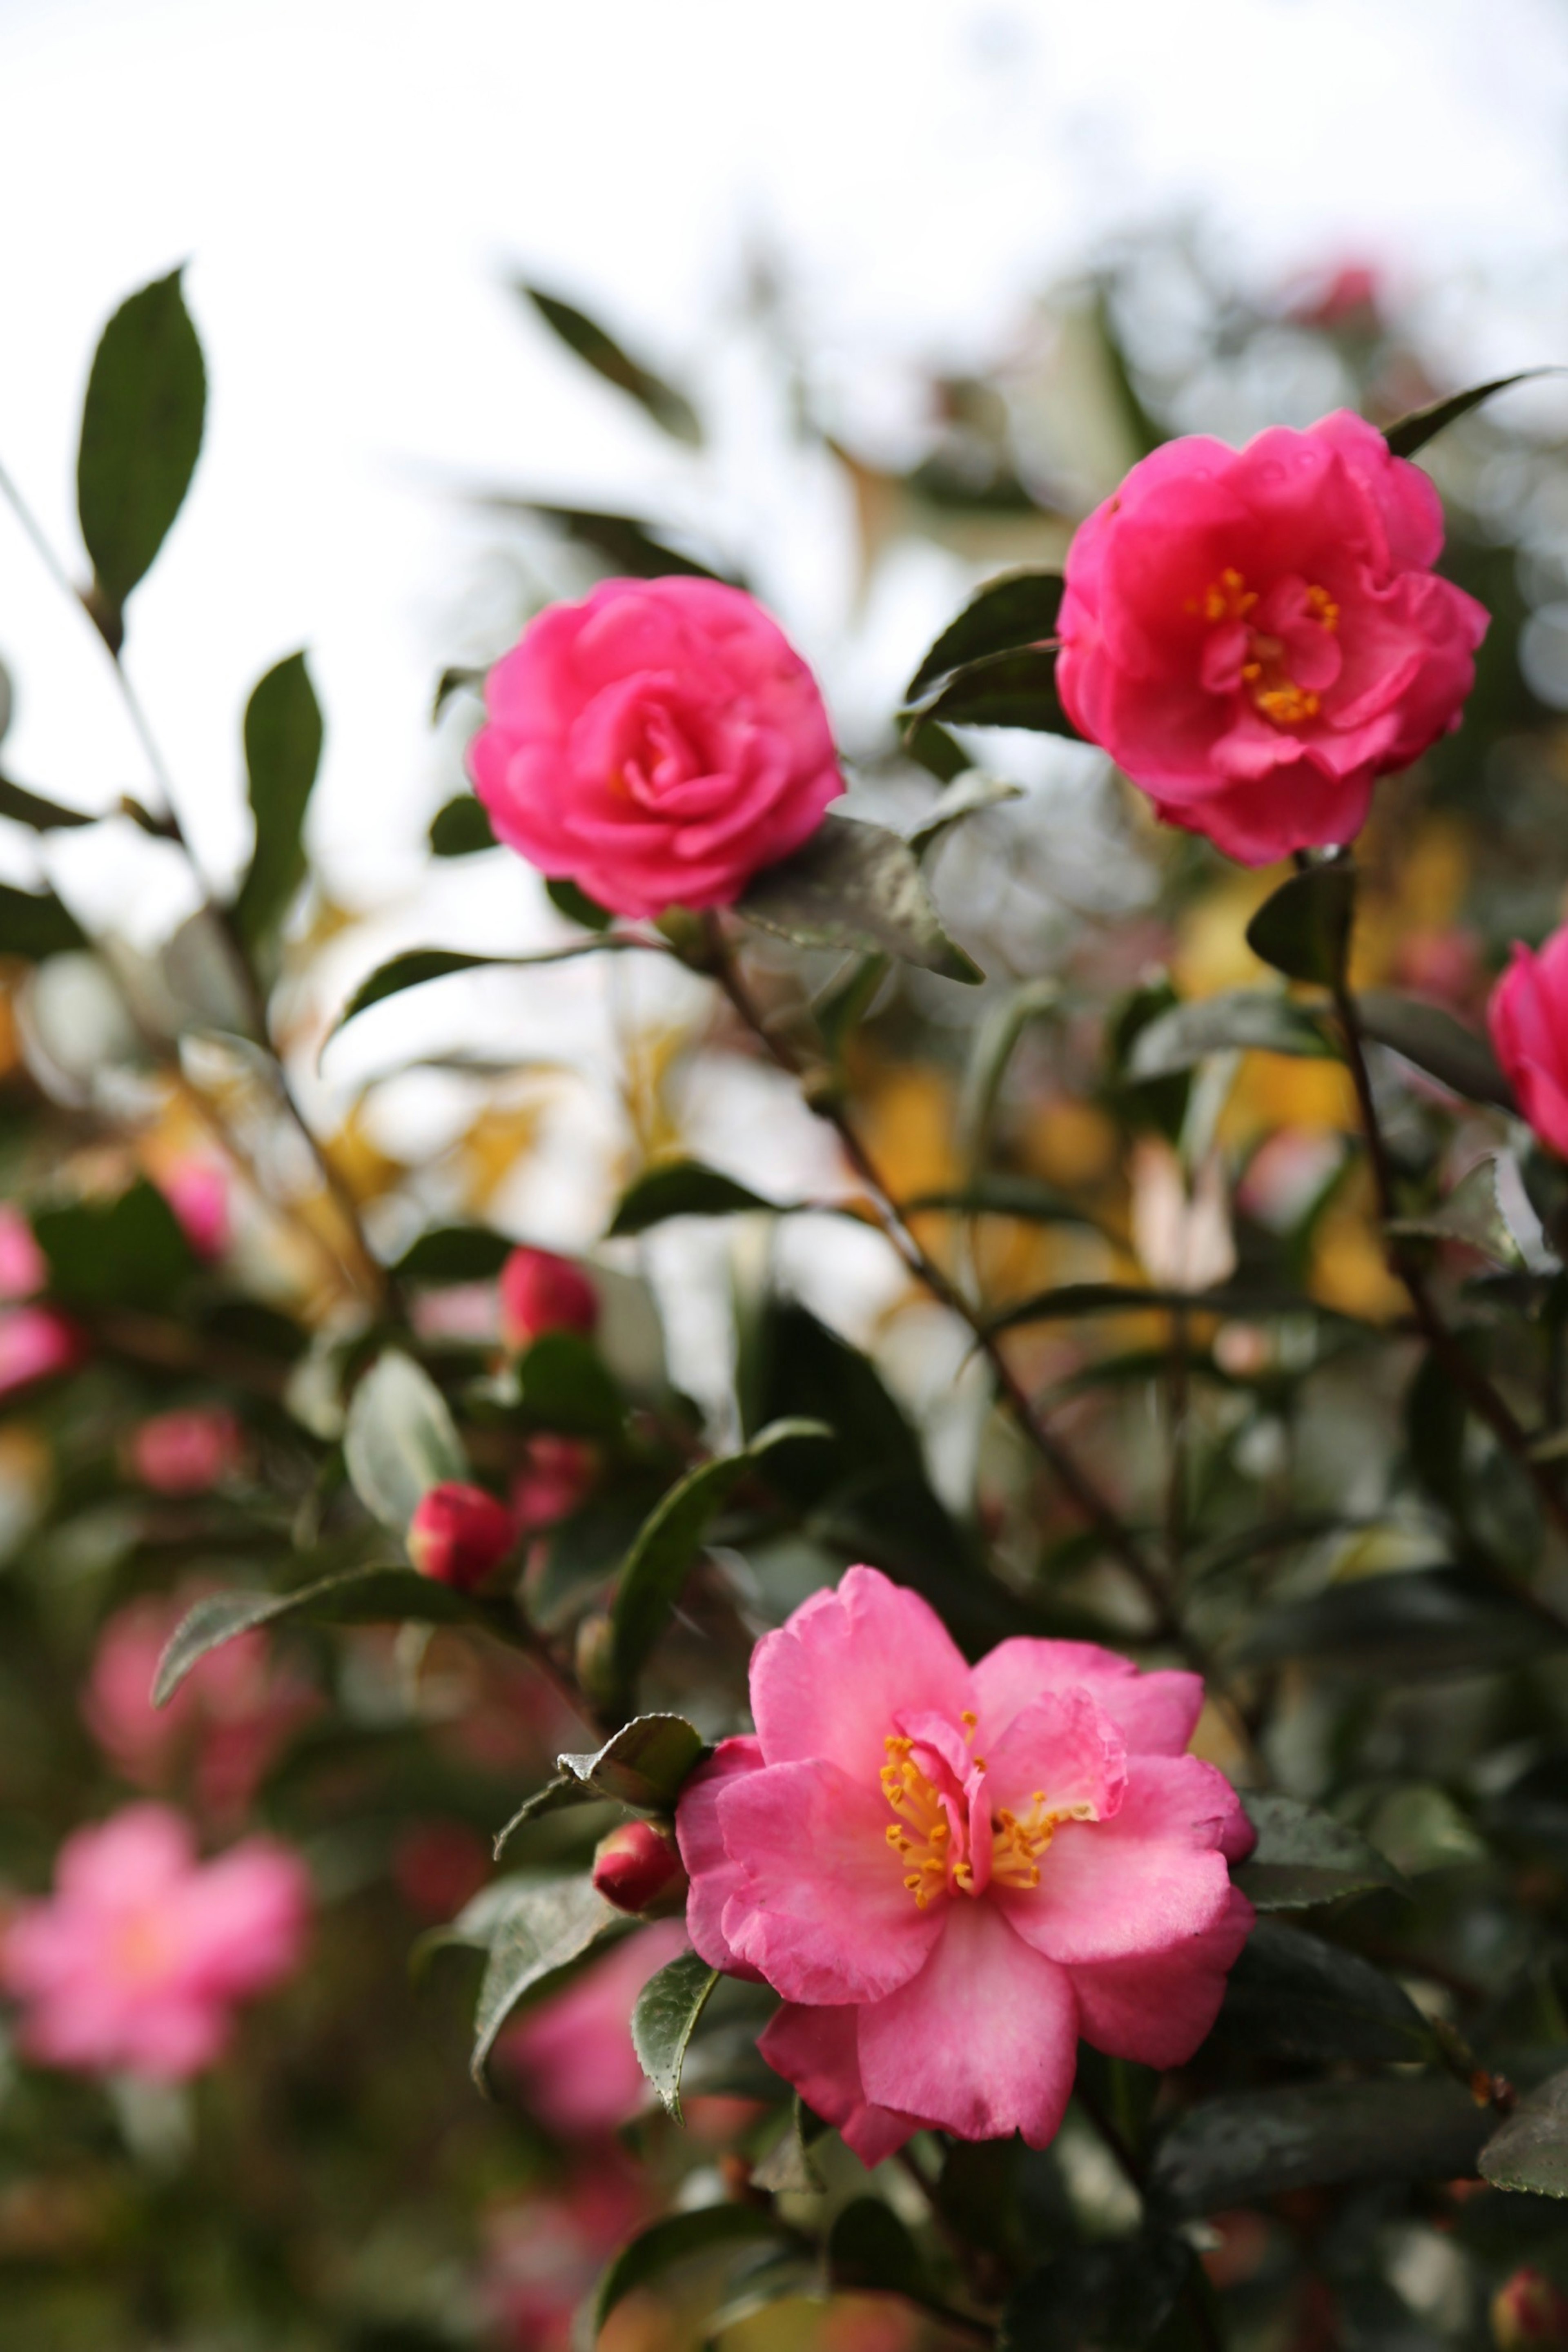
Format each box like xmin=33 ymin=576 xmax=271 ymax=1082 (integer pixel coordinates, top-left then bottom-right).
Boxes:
xmin=1490 ymin=929 xmax=1568 ymax=1159
xmin=391 ymin=1818 xmax=492 ymax=1923
xmin=0 ymin=1206 xmax=45 ymax=1301
xmin=408 ymin=1480 xmax=517 ymax=1590
xmin=470 ymin=576 xmax=843 ymax=918
xmin=129 ymin=1406 xmax=244 ymax=1495
xmin=1290 ymin=261 xmax=1383 ymax=329
xmin=158 ymin=1159 xmax=230 ymax=1259
xmin=497 ymin=1918 xmax=687 ymax=2138
xmin=0 ymin=1804 xmax=310 ymax=2081
xmin=1393 ymin=926 xmax=1483 ymax=1015
xmin=1056 ymin=412 xmax=1488 ymax=864
xmin=483 ymin=2167 xmax=651 ymax=2352
xmin=499 ymin=1247 xmax=599 ymax=1352
xmin=512 ymin=1434 xmax=595 ymax=1532
xmin=0 ymin=1306 xmax=83 ymax=1397
xmin=678 ymin=1566 xmax=1253 ymax=2163
xmin=82 ymin=1589 xmax=317 ymax=1824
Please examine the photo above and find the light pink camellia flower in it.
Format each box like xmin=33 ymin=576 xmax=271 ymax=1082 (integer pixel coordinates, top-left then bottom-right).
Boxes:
xmin=497 ymin=1918 xmax=687 ymax=2138
xmin=677 ymin=1566 xmax=1254 ymax=2162
xmin=1489 ymin=929 xmax=1568 ymax=1160
xmin=82 ymin=1590 xmax=317 ymax=1824
xmin=0 ymin=1804 xmax=310 ymax=2080
xmin=0 ymin=1305 xmax=83 ymax=1398
xmin=470 ymin=577 xmax=843 ymax=918
xmin=499 ymin=1246 xmax=599 ymax=1352
xmin=1056 ymin=412 xmax=1488 ymax=865
xmin=129 ymin=1405 xmax=244 ymax=1495
xmin=0 ymin=1206 xmax=45 ymax=1301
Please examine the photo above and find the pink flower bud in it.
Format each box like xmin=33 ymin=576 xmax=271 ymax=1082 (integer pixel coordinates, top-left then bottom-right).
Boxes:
xmin=129 ymin=1406 xmax=243 ymax=1496
xmin=498 ymin=1246 xmax=599 ymax=1352
xmin=407 ymin=1481 xmax=517 ymax=1591
xmin=1492 ymin=2269 xmax=1568 ymax=2352
xmin=591 ymin=1821 xmax=688 ymax=1916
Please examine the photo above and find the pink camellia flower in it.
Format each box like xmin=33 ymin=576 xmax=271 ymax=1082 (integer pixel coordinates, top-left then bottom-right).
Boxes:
xmin=82 ymin=1590 xmax=317 ymax=1824
xmin=499 ymin=1245 xmax=599 ymax=1352
xmin=407 ymin=1480 xmax=517 ymax=1590
xmin=129 ymin=1405 xmax=244 ymax=1496
xmin=0 ymin=1206 xmax=45 ymax=1301
xmin=0 ymin=1804 xmax=310 ymax=2080
xmin=512 ymin=1434 xmax=595 ymax=1532
xmin=158 ymin=1158 xmax=230 ymax=1260
xmin=469 ymin=576 xmax=843 ymax=918
xmin=0 ymin=1305 xmax=83 ymax=1398
xmin=498 ymin=1918 xmax=688 ymax=2138
xmin=1489 ymin=929 xmax=1568 ymax=1158
xmin=1056 ymin=412 xmax=1488 ymax=865
xmin=677 ymin=1566 xmax=1254 ymax=2162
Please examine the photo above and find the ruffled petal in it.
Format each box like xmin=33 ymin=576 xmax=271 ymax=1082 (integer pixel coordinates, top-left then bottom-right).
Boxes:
xmin=1069 ymin=1885 xmax=1254 ymax=2068
xmin=749 ymin=1565 xmax=973 ymax=1785
xmin=971 ymin=1639 xmax=1203 ymax=1757
xmin=676 ymin=1737 xmax=766 ymax=1979
xmin=758 ymin=2003 xmax=923 ymax=2166
xmin=999 ymin=1755 xmax=1239 ymax=1964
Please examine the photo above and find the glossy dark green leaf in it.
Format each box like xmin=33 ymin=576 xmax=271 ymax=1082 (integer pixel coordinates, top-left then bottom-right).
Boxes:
xmin=739 ymin=815 xmax=982 ymax=983
xmin=986 ymin=1282 xmax=1330 ymax=1335
xmin=1383 ymin=371 xmax=1559 ymax=459
xmin=907 ymin=645 xmax=1078 ymax=736
xmin=608 ymin=1160 xmax=781 ymax=1237
xmin=1356 ymin=989 xmax=1516 ymax=1110
xmin=428 ymin=795 xmax=497 ymax=857
xmin=76 ymin=268 xmax=205 ymax=632
xmin=516 ymin=1330 xmax=625 ymax=1438
xmin=609 ymin=1419 xmax=831 ymax=1695
xmin=494 ymin=1713 xmax=707 ymax=1853
xmin=1388 ymin=1155 xmax=1520 ymax=1267
xmin=519 ymin=503 xmax=726 ymax=581
xmin=329 ymin=937 xmax=650 ymax=1041
xmin=471 ymin=1875 xmax=623 ymax=2078
xmin=903 ymin=1175 xmax=1093 ymax=1227
xmin=632 ymin=1949 xmax=719 ymax=2121
xmin=905 ymin=769 xmax=1022 ymax=855
xmin=0 ymin=880 xmax=88 ymax=960
xmin=1238 ymin=1567 xmax=1562 ymax=1679
xmin=905 ymin=568 xmax=1065 ymax=703
xmin=1000 ymin=2236 xmax=1191 ymax=2352
xmin=1212 ymin=1921 xmax=1430 ymax=2062
xmin=826 ymin=2198 xmax=927 ymax=2297
xmin=546 ymin=876 xmax=614 ymax=931
xmin=592 ymin=2206 xmax=787 ymax=2336
xmin=233 ymin=653 xmax=323 ymax=949
xmin=1232 ymin=1793 xmax=1408 ymax=1911
xmin=432 ymin=664 xmax=484 ymax=719
xmin=153 ymin=1566 xmax=498 ymax=1706
xmin=393 ymin=1225 xmax=513 ymax=1283
xmin=1245 ymin=862 xmax=1356 ymax=987
xmin=0 ymin=775 xmax=95 ymax=831
xmin=815 ymin=954 xmax=891 ymax=1056
xmin=1479 ymin=2066 xmax=1568 ymax=2197
xmin=34 ymin=1179 xmax=193 ymax=1310
xmin=519 ymin=284 xmax=701 ymax=445
xmin=342 ymin=1349 xmax=468 ymax=1534
xmin=1127 ymin=989 xmax=1334 ymax=1080
xmin=1151 ymin=2076 xmax=1492 ymax=2215
xmin=904 ymin=719 xmax=970 ymax=783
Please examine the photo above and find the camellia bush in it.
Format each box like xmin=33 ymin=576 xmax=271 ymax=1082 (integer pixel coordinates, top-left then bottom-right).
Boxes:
xmin=5 ymin=256 xmax=1568 ymax=2350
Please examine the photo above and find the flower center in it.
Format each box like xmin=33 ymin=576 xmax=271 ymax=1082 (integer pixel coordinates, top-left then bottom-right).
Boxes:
xmin=112 ymin=1909 xmax=172 ymax=1987
xmin=880 ymin=1719 xmax=1096 ymax=1909
xmin=1190 ymin=568 xmax=1340 ymax=728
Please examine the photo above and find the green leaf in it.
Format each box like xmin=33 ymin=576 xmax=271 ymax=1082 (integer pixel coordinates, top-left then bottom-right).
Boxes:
xmin=1479 ymin=2065 xmax=1568 ymax=2197
xmin=232 ymin=653 xmax=323 ymax=949
xmin=1150 ymin=2077 xmax=1493 ymax=2215
xmin=903 ymin=1175 xmax=1092 ymax=1227
xmin=609 ymin=1419 xmax=831 ymax=1696
xmin=471 ymin=1875 xmax=622 ymax=2078
xmin=516 ymin=1330 xmax=625 ymax=1437
xmin=1388 ymin=1155 xmax=1521 ymax=1267
xmin=986 ymin=1282 xmax=1333 ymax=1336
xmin=0 ymin=880 xmax=88 ymax=960
xmin=1355 ymin=989 xmax=1516 ymax=1110
xmin=631 ymin=1949 xmax=719 ymax=2121
xmin=592 ymin=2207 xmax=787 ymax=2337
xmin=904 ymin=769 xmax=1023 ymax=856
xmin=1245 ymin=862 xmax=1356 ymax=987
xmin=34 ymin=1179 xmax=194 ymax=1310
xmin=826 ymin=2198 xmax=927 ymax=2297
xmin=342 ymin=1349 xmax=468 ymax=1534
xmin=906 ymin=645 xmax=1078 ymax=736
xmin=1211 ymin=1921 xmax=1430 ymax=2062
xmin=815 ymin=954 xmax=891 ymax=1057
xmin=494 ymin=1713 xmax=707 ymax=1853
xmin=1232 ymin=1793 xmax=1408 ymax=1911
xmin=0 ymin=775 xmax=96 ymax=832
xmin=76 ymin=268 xmax=206 ymax=634
xmin=1383 ymin=370 xmax=1560 ymax=459
xmin=153 ymin=1566 xmax=499 ymax=1707
xmin=517 ymin=502 xmax=727 ymax=582
xmin=428 ymin=795 xmax=497 ymax=857
xmin=905 ymin=568 xmax=1065 ymax=703
xmin=519 ymin=284 xmax=702 ymax=445
xmin=738 ymin=815 xmax=982 ymax=983
xmin=546 ymin=876 xmax=614 ymax=931
xmin=1238 ymin=1567 xmax=1564 ymax=1679
xmin=958 ymin=976 xmax=1062 ymax=1163
xmin=1000 ymin=2236 xmax=1192 ymax=2352
xmin=328 ymin=937 xmax=651 ymax=1042
xmin=394 ymin=1225 xmax=513 ymax=1283
xmin=608 ymin=1160 xmax=781 ymax=1237
xmin=1127 ymin=989 xmax=1334 ymax=1080
xmin=903 ymin=719 xmax=969 ymax=783
xmin=432 ymin=664 xmax=484 ymax=719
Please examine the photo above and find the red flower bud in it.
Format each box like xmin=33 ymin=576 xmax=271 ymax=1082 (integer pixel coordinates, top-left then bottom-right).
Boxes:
xmin=591 ymin=1820 xmax=688 ymax=1916
xmin=407 ymin=1481 xmax=517 ymax=1591
xmin=499 ymin=1247 xmax=599 ymax=1352
xmin=1493 ymin=2270 xmax=1568 ymax=2352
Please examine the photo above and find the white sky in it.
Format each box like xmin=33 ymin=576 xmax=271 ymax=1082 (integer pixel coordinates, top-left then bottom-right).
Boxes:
xmin=2 ymin=0 xmax=1568 ymax=948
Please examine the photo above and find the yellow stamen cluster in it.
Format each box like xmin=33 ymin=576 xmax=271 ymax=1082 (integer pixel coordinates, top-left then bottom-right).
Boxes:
xmin=991 ymin=1793 xmax=1096 ymax=1889
xmin=1187 ymin=566 xmax=1258 ymax=623
xmin=882 ymin=1735 xmax=952 ymax=1910
xmin=1187 ymin=571 xmax=1339 ymax=730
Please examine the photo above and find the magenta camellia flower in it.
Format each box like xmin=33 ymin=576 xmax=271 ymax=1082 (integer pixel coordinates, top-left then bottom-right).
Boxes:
xmin=1489 ymin=928 xmax=1568 ymax=1159
xmin=469 ymin=577 xmax=843 ymax=918
xmin=408 ymin=1481 xmax=518 ymax=1590
xmin=0 ymin=1804 xmax=310 ymax=2080
xmin=677 ymin=1566 xmax=1254 ymax=2161
xmin=1056 ymin=411 xmax=1488 ymax=865
xmin=498 ymin=1245 xmax=599 ymax=1352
